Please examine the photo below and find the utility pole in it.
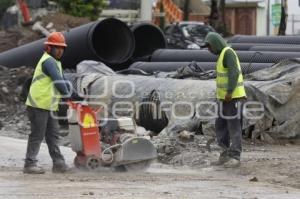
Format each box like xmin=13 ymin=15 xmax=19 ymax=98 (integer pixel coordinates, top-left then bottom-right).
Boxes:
xmin=266 ymin=0 xmax=270 ymax=35
xmin=159 ymin=1 xmax=165 ymax=30
xmin=209 ymin=0 xmax=219 ymax=29
xmin=183 ymin=0 xmax=190 ymax=21
xmin=219 ymin=0 xmax=227 ymax=35
xmin=278 ymin=0 xmax=287 ymax=35
xmin=141 ymin=0 xmax=152 ymax=22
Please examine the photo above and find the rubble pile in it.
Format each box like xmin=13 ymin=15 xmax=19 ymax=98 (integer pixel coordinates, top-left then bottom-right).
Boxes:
xmin=41 ymin=13 xmax=90 ymax=31
xmin=0 ymin=66 xmax=33 ymax=105
xmin=0 ymin=66 xmax=33 ymax=139
xmin=152 ymin=133 xmax=218 ymax=167
xmin=0 ymin=12 xmax=91 ymax=139
xmin=0 ymin=13 xmax=90 ymax=53
xmin=0 ymin=29 xmax=40 ymax=53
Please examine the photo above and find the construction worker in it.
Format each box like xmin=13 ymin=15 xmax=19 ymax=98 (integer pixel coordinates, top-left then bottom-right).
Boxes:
xmin=203 ymin=32 xmax=246 ymax=168
xmin=24 ymin=32 xmax=82 ymax=174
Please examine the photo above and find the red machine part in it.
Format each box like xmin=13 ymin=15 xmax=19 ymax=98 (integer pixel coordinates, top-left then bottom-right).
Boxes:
xmin=17 ymin=0 xmax=32 ymax=23
xmin=68 ymin=101 xmax=102 ymax=169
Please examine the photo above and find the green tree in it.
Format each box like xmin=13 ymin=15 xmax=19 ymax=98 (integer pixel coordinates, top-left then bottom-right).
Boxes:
xmin=53 ymin=0 xmax=107 ymax=20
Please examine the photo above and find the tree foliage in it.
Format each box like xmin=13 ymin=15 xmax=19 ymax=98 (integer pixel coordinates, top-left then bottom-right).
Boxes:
xmin=53 ymin=0 xmax=107 ymax=20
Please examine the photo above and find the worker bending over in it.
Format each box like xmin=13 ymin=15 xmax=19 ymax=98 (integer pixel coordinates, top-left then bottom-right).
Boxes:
xmin=203 ymin=32 xmax=246 ymax=168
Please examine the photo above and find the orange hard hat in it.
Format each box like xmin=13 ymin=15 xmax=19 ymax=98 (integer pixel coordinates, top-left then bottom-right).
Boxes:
xmin=44 ymin=32 xmax=67 ymax=47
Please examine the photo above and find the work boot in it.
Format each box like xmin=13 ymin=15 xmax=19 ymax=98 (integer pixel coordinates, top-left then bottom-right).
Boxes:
xmin=211 ymin=152 xmax=230 ymax=166
xmin=23 ymin=165 xmax=45 ymax=174
xmin=223 ymin=158 xmax=241 ymax=168
xmin=52 ymin=164 xmax=72 ymax=173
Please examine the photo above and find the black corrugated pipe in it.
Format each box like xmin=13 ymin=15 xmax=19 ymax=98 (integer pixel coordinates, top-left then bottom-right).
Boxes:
xmin=230 ymin=43 xmax=256 ymax=51
xmin=228 ymin=35 xmax=300 ymax=44
xmin=131 ymin=22 xmax=167 ymax=61
xmin=129 ymin=62 xmax=274 ymax=74
xmin=151 ymin=49 xmax=300 ymax=63
xmin=0 ymin=18 xmax=135 ymax=69
xmin=230 ymin=43 xmax=300 ymax=51
xmin=138 ymin=89 xmax=168 ymax=135
xmin=249 ymin=46 xmax=300 ymax=52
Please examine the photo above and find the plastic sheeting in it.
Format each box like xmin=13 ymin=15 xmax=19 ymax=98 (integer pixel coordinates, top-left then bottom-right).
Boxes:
xmin=68 ymin=59 xmax=300 ymax=139
xmin=245 ymin=59 xmax=300 ymax=138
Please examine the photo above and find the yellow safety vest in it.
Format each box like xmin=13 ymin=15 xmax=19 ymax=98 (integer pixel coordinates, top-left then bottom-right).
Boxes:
xmin=216 ymin=47 xmax=246 ymax=99
xmin=26 ymin=52 xmax=63 ymax=111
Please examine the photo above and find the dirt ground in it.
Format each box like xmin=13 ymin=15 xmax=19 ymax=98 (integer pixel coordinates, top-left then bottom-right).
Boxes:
xmin=0 ymin=13 xmax=90 ymax=53
xmin=0 ymin=136 xmax=300 ymax=199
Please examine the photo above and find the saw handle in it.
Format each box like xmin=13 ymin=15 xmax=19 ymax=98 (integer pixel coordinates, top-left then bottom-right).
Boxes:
xmin=67 ymin=100 xmax=103 ymax=114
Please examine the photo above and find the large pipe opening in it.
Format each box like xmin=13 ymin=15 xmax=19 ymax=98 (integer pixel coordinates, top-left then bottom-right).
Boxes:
xmin=91 ymin=18 xmax=135 ymax=65
xmin=131 ymin=23 xmax=166 ymax=60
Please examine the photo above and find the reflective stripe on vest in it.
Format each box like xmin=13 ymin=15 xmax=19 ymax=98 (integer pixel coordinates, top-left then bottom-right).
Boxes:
xmin=25 ymin=52 xmax=62 ymax=111
xmin=216 ymin=47 xmax=246 ymax=99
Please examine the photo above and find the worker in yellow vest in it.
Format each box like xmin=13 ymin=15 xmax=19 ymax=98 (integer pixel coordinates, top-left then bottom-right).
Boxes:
xmin=203 ymin=32 xmax=246 ymax=168
xmin=24 ymin=32 xmax=82 ymax=174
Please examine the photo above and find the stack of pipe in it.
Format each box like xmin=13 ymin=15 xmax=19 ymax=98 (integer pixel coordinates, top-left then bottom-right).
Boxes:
xmin=2 ymin=20 xmax=300 ymax=75
xmin=229 ymin=35 xmax=300 ymax=52
xmin=228 ymin=35 xmax=300 ymax=44
xmin=0 ymin=18 xmax=167 ymax=71
xmin=130 ymin=35 xmax=300 ymax=74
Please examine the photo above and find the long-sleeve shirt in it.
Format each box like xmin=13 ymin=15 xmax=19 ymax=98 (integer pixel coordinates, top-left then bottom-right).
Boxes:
xmin=42 ymin=57 xmax=70 ymax=96
xmin=223 ymin=49 xmax=240 ymax=94
xmin=203 ymin=32 xmax=241 ymax=95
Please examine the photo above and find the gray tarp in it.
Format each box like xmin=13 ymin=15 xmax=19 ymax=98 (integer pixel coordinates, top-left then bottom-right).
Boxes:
xmin=245 ymin=59 xmax=300 ymax=138
xmin=69 ymin=59 xmax=300 ymax=139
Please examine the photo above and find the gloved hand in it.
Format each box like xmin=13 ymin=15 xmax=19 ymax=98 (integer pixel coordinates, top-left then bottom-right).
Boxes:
xmin=224 ymin=93 xmax=232 ymax=102
xmin=71 ymin=91 xmax=84 ymax=101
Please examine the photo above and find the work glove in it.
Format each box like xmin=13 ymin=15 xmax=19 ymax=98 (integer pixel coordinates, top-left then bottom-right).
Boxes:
xmin=71 ymin=91 xmax=84 ymax=101
xmin=224 ymin=93 xmax=232 ymax=102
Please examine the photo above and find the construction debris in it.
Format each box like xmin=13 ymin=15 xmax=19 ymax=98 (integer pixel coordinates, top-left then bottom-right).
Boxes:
xmin=249 ymin=177 xmax=259 ymax=182
xmin=178 ymin=130 xmax=194 ymax=142
xmin=0 ymin=66 xmax=33 ymax=139
xmin=32 ymin=21 xmax=50 ymax=36
xmin=0 ymin=13 xmax=90 ymax=53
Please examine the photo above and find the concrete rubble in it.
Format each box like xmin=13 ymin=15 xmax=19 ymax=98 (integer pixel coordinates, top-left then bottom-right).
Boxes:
xmin=0 ymin=13 xmax=90 ymax=53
